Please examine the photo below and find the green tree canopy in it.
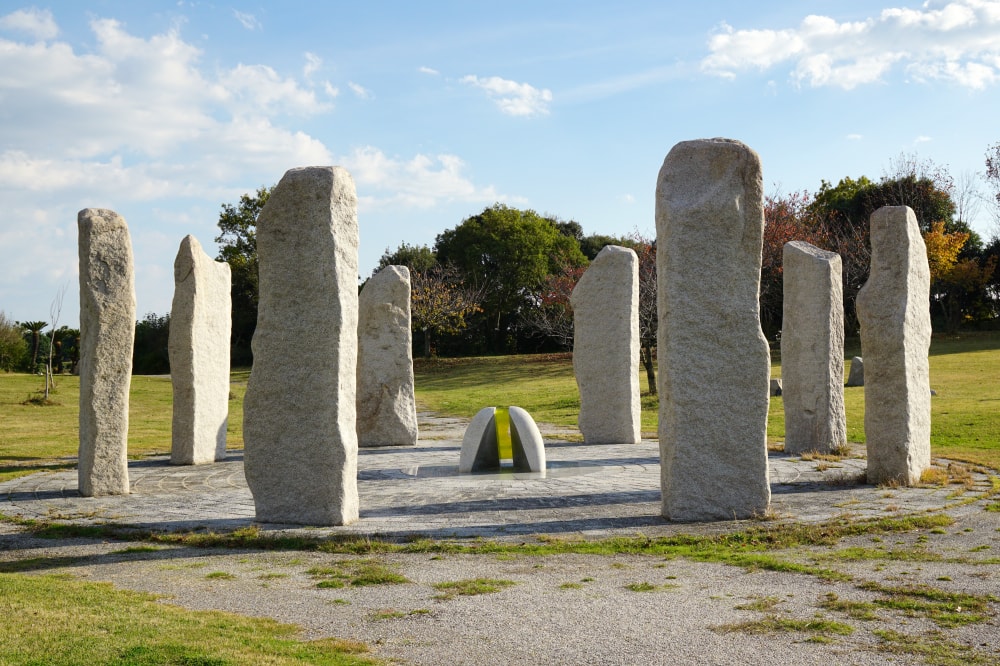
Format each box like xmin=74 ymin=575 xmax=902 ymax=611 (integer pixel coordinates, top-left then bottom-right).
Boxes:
xmin=434 ymin=203 xmax=587 ymax=353
xmin=376 ymin=242 xmax=437 ymax=275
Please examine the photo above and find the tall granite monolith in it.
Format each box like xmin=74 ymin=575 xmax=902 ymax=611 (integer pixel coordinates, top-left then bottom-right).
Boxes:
xmin=243 ymin=166 xmax=360 ymax=525
xmin=357 ymin=265 xmax=418 ymax=447
xmin=655 ymin=138 xmax=771 ymax=521
xmin=856 ymin=206 xmax=931 ymax=486
xmin=78 ymin=208 xmax=135 ymax=497
xmin=168 ymin=235 xmax=232 ymax=465
xmin=571 ymin=245 xmax=640 ymax=444
xmin=781 ymin=240 xmax=846 ymax=455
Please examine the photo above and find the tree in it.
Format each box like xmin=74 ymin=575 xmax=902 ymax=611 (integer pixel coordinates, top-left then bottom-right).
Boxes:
xmin=375 ymin=242 xmax=437 ymax=274
xmin=631 ymin=236 xmax=658 ymax=396
xmin=0 ymin=311 xmax=27 ymax=372
xmin=216 ymin=185 xmax=272 ymax=365
xmin=18 ymin=320 xmax=48 ymax=373
xmin=521 ymin=260 xmax=586 ymax=350
xmin=410 ymin=264 xmax=481 ymax=358
xmin=434 ymin=204 xmax=587 ymax=353
xmin=133 ymin=313 xmax=171 ymax=374
xmin=984 ymin=142 xmax=1000 ymax=231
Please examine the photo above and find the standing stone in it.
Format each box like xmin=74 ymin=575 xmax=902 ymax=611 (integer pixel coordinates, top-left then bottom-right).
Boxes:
xmin=655 ymin=138 xmax=771 ymax=521
xmin=168 ymin=235 xmax=232 ymax=465
xmin=78 ymin=208 xmax=135 ymax=497
xmin=243 ymin=167 xmax=360 ymax=525
xmin=570 ymin=245 xmax=641 ymax=444
xmin=357 ymin=265 xmax=418 ymax=447
xmin=856 ymin=206 xmax=931 ymax=486
xmin=781 ymin=241 xmax=847 ymax=455
xmin=846 ymin=356 xmax=864 ymax=386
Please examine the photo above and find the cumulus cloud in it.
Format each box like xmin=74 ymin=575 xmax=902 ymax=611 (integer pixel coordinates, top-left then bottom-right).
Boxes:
xmin=702 ymin=0 xmax=1000 ymax=89
xmin=340 ymin=146 xmax=504 ymax=209
xmin=462 ymin=74 xmax=553 ymax=116
xmin=418 ymin=66 xmax=439 ymax=75
xmin=0 ymin=7 xmax=58 ymax=40
xmin=233 ymin=10 xmax=261 ymax=31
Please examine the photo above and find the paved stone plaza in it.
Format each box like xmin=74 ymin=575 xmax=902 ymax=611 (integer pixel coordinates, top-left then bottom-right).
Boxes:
xmin=0 ymin=411 xmax=987 ymax=540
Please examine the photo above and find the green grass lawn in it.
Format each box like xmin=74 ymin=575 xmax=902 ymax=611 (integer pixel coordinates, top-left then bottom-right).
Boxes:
xmin=0 ymin=331 xmax=997 ymax=483
xmin=0 ymin=371 xmax=248 ymax=483
xmin=0 ymin=572 xmax=378 ymax=665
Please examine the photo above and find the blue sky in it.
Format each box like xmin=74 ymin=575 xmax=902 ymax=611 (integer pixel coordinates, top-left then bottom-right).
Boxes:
xmin=2 ymin=1 xmax=1000 ymax=327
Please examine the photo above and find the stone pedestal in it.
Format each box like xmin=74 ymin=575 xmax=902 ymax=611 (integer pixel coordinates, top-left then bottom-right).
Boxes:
xmin=655 ymin=138 xmax=771 ymax=521
xmin=571 ymin=245 xmax=640 ymax=444
xmin=357 ymin=265 xmax=418 ymax=447
xmin=169 ymin=235 xmax=232 ymax=465
xmin=856 ymin=206 xmax=931 ymax=486
xmin=78 ymin=208 xmax=135 ymax=497
xmin=243 ymin=166 xmax=360 ymax=525
xmin=781 ymin=240 xmax=846 ymax=455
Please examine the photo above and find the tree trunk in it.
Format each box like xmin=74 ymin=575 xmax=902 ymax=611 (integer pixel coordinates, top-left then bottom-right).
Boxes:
xmin=423 ymin=328 xmax=432 ymax=359
xmin=640 ymin=344 xmax=656 ymax=396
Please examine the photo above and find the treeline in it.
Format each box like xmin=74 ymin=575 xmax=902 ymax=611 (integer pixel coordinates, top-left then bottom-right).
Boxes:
xmin=210 ymin=152 xmax=999 ymax=368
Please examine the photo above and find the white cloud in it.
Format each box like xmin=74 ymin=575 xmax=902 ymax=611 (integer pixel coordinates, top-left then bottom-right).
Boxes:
xmin=418 ymin=66 xmax=439 ymax=75
xmin=324 ymin=81 xmax=340 ymax=98
xmin=340 ymin=146 xmax=503 ymax=209
xmin=847 ymin=133 xmax=864 ymax=140
xmin=702 ymin=0 xmax=1000 ymax=89
xmin=233 ymin=10 xmax=261 ymax=31
xmin=914 ymin=135 xmax=933 ymax=143
xmin=0 ymin=7 xmax=58 ymax=40
xmin=219 ymin=64 xmax=331 ymax=116
xmin=461 ymin=74 xmax=552 ymax=116
xmin=304 ymin=51 xmax=322 ymax=78
xmin=618 ymin=193 xmax=636 ymax=205
xmin=348 ymin=81 xmax=373 ymax=99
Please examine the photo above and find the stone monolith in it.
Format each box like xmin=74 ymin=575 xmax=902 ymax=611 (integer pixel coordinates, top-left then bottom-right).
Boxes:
xmin=168 ymin=235 xmax=232 ymax=465
xmin=357 ymin=265 xmax=418 ymax=447
xmin=847 ymin=357 xmax=864 ymax=386
xmin=78 ymin=208 xmax=135 ymax=497
xmin=856 ymin=206 xmax=931 ymax=485
xmin=243 ymin=166 xmax=360 ymax=525
xmin=655 ymin=138 xmax=771 ymax=521
xmin=570 ymin=245 xmax=641 ymax=444
xmin=781 ymin=240 xmax=847 ymax=455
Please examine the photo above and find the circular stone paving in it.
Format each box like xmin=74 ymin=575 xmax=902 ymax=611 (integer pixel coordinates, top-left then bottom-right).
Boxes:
xmin=0 ymin=412 xmax=991 ymax=540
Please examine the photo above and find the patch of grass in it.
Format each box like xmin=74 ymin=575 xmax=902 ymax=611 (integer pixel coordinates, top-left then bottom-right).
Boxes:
xmin=307 ymin=560 xmax=410 ymax=588
xmin=0 ymin=572 xmax=377 ymax=664
xmin=820 ymin=593 xmax=880 ymax=621
xmin=432 ymin=578 xmax=516 ymax=599
xmin=205 ymin=571 xmax=235 ymax=580
xmin=558 ymin=582 xmax=583 ymax=590
xmin=624 ymin=581 xmax=679 ymax=592
xmin=259 ymin=572 xmax=289 ymax=580
xmin=873 ymin=629 xmax=998 ymax=666
xmin=714 ymin=615 xmax=854 ymax=638
xmin=734 ymin=596 xmax=782 ymax=612
xmin=369 ymin=608 xmax=429 ymax=621
xmin=859 ymin=581 xmax=995 ymax=627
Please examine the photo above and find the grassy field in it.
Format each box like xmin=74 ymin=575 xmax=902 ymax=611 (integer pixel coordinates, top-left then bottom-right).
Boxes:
xmin=0 ymin=332 xmax=997 ymax=483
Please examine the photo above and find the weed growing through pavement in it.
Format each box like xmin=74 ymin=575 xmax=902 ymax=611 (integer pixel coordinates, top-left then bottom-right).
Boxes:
xmin=432 ymin=578 xmax=516 ymax=599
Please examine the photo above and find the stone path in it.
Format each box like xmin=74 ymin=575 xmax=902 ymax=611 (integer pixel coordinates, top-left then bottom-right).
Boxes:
xmin=0 ymin=411 xmax=990 ymax=539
